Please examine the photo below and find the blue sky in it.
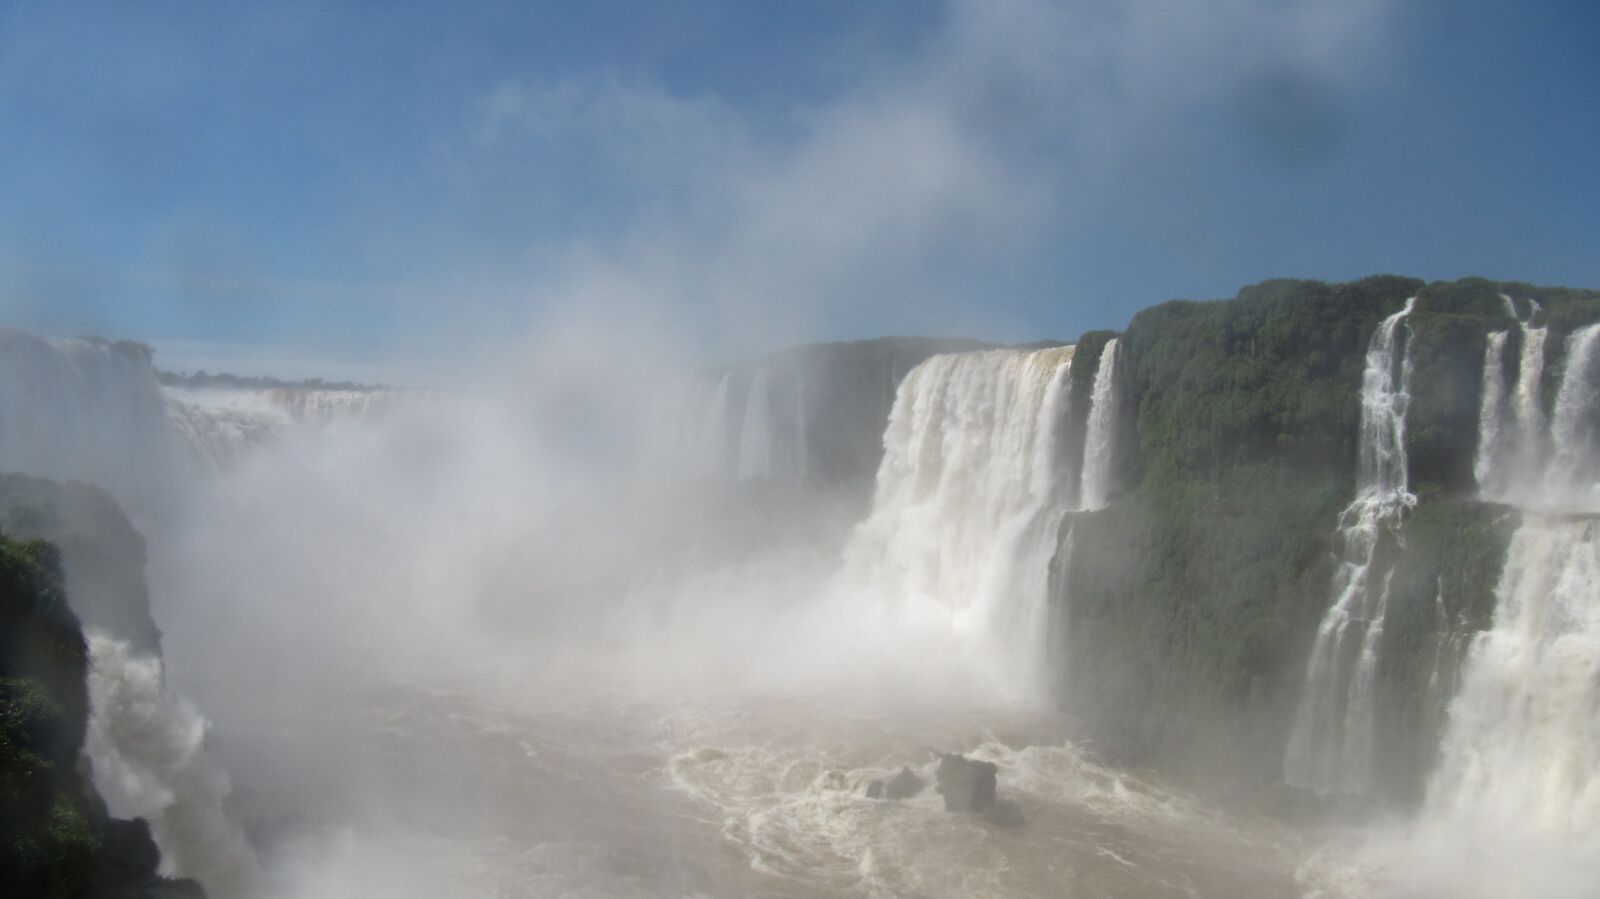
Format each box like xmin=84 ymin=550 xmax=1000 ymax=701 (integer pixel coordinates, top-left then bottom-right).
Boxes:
xmin=1 ymin=0 xmax=1597 ymax=376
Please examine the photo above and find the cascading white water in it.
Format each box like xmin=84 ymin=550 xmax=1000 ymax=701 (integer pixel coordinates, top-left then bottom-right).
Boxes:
xmin=1285 ymin=297 xmax=1417 ymax=796
xmin=1079 ymin=339 xmax=1121 ymax=511
xmin=1425 ymin=517 xmax=1600 ymax=831
xmin=257 ymin=388 xmax=393 ymax=423
xmin=164 ymin=385 xmax=405 ymax=472
xmin=0 ymin=330 xmax=179 ymax=511
xmin=736 ymin=369 xmax=775 ymax=481
xmin=86 ymin=632 xmax=259 ymax=896
xmin=646 ymin=372 xmax=735 ymax=478
xmin=838 ymin=346 xmax=1077 ymax=698
xmin=1544 ymin=324 xmax=1600 ymax=507
xmin=166 ymin=396 xmax=283 ymax=472
xmin=1426 ymin=319 xmax=1600 ymax=834
xmin=1473 ymin=330 xmax=1509 ymax=494
xmin=1476 ymin=294 xmax=1552 ymax=502
xmin=1510 ymin=325 xmax=1550 ymax=486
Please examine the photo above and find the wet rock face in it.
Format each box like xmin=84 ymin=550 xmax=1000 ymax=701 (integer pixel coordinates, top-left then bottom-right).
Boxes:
xmin=866 ymin=766 xmax=925 ymax=800
xmin=885 ymin=767 xmax=924 ymax=800
xmin=100 ymin=816 xmax=208 ymax=897
xmin=935 ymin=754 xmax=997 ymax=813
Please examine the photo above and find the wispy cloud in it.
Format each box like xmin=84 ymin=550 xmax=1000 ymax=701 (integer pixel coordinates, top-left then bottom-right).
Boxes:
xmin=446 ymin=0 xmax=1397 ymax=360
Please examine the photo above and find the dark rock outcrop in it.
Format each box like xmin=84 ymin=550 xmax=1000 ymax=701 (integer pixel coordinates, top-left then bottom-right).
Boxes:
xmin=0 ymin=531 xmax=205 ymax=897
xmin=0 ymin=474 xmax=163 ymax=655
xmin=99 ymin=817 xmax=206 ymax=898
xmin=934 ymin=754 xmax=996 ymax=814
xmin=865 ymin=766 xmax=924 ymax=801
xmin=1053 ymin=276 xmax=1596 ymax=801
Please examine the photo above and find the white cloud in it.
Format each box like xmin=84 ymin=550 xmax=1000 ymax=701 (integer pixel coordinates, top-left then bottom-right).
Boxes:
xmin=448 ymin=0 xmax=1397 ymax=359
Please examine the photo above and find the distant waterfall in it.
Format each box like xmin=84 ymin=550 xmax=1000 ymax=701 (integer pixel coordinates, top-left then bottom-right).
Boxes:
xmin=86 ymin=633 xmax=259 ymax=896
xmin=1510 ymin=326 xmax=1549 ymax=487
xmin=1473 ymin=331 xmax=1509 ymax=493
xmin=165 ymin=386 xmax=404 ymax=472
xmin=0 ymin=330 xmax=178 ymax=512
xmin=166 ymin=397 xmax=282 ymax=472
xmin=1426 ymin=320 xmax=1600 ymax=832
xmin=1286 ymin=297 xmax=1417 ymax=796
xmin=1545 ymin=324 xmax=1600 ymax=507
xmin=736 ymin=369 xmax=776 ymax=480
xmin=1079 ymin=339 xmax=1121 ymax=511
xmin=1477 ymin=296 xmax=1554 ymax=502
xmin=647 ymin=372 xmax=735 ymax=478
xmin=1475 ymin=309 xmax=1600 ymax=510
xmin=839 ymin=346 xmax=1077 ymax=698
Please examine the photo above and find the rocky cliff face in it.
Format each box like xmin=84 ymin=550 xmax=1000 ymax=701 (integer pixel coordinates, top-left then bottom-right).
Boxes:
xmin=0 ymin=533 xmax=203 ymax=897
xmin=0 ymin=476 xmax=163 ymax=657
xmin=1049 ymin=276 xmax=1599 ymax=804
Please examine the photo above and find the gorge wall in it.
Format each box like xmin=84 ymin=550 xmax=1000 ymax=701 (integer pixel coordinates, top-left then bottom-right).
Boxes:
xmin=0 ymin=531 xmax=205 ymax=897
xmin=3 ymin=273 xmax=1599 ymax=883
xmin=1053 ymin=276 xmax=1600 ymax=810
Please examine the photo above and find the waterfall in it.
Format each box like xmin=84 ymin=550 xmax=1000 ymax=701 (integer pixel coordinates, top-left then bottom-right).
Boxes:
xmin=166 ymin=396 xmax=282 ymax=472
xmin=1509 ymin=325 xmax=1550 ymax=492
xmin=86 ymin=632 xmax=259 ymax=896
xmin=256 ymin=387 xmax=392 ymax=423
xmin=736 ymin=369 xmax=775 ymax=481
xmin=164 ymin=385 xmax=407 ymax=473
xmin=1544 ymin=324 xmax=1600 ymax=507
xmin=1473 ymin=331 xmax=1509 ymax=495
xmin=1425 ymin=517 xmax=1600 ymax=832
xmin=1426 ymin=318 xmax=1600 ymax=834
xmin=1079 ymin=339 xmax=1121 ymax=511
xmin=1477 ymin=294 xmax=1552 ymax=500
xmin=0 ymin=330 xmax=179 ymax=512
xmin=647 ymin=372 xmax=734 ymax=478
xmin=839 ymin=346 xmax=1076 ymax=698
xmin=1286 ymin=297 xmax=1417 ymax=796
xmin=1475 ymin=308 xmax=1600 ymax=510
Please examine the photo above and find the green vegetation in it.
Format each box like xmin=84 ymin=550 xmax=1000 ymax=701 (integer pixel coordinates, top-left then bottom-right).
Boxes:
xmin=1058 ymin=331 xmax=1117 ymax=506
xmin=0 ymin=535 xmax=100 ymax=896
xmin=0 ymin=526 xmax=205 ymax=896
xmin=0 ymin=475 xmax=163 ymax=657
xmin=1370 ymin=495 xmax=1513 ymax=803
xmin=1053 ymin=275 xmax=1599 ymax=799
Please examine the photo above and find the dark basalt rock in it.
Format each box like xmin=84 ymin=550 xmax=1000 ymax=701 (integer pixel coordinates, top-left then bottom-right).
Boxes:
xmin=101 ymin=817 xmax=162 ymax=881
xmin=866 ymin=766 xmax=925 ymax=800
xmin=885 ymin=766 xmax=924 ymax=800
xmin=0 ymin=531 xmax=208 ymax=898
xmin=0 ymin=474 xmax=164 ymax=655
xmin=935 ymin=754 xmax=997 ymax=814
xmin=983 ymin=797 xmax=1025 ymax=828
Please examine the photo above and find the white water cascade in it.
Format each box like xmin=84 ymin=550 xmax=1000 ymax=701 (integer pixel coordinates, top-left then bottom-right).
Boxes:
xmin=735 ymin=368 xmax=775 ymax=481
xmin=838 ymin=345 xmax=1087 ymax=699
xmin=646 ymin=372 xmax=735 ymax=478
xmin=1473 ymin=330 xmax=1509 ymax=492
xmin=1426 ymin=320 xmax=1600 ymax=835
xmin=1476 ymin=295 xmax=1553 ymax=502
xmin=1285 ymin=297 xmax=1418 ymax=796
xmin=0 ymin=330 xmax=180 ymax=511
xmin=1545 ymin=324 xmax=1600 ymax=507
xmin=1425 ymin=517 xmax=1600 ymax=832
xmin=164 ymin=385 xmax=403 ymax=472
xmin=1079 ymin=339 xmax=1121 ymax=511
xmin=85 ymin=633 xmax=260 ymax=896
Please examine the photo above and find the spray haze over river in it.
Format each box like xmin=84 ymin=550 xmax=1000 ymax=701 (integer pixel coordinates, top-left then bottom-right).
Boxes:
xmin=8 ymin=288 xmax=1600 ymax=897
xmin=3 ymin=7 xmax=1600 ymax=894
